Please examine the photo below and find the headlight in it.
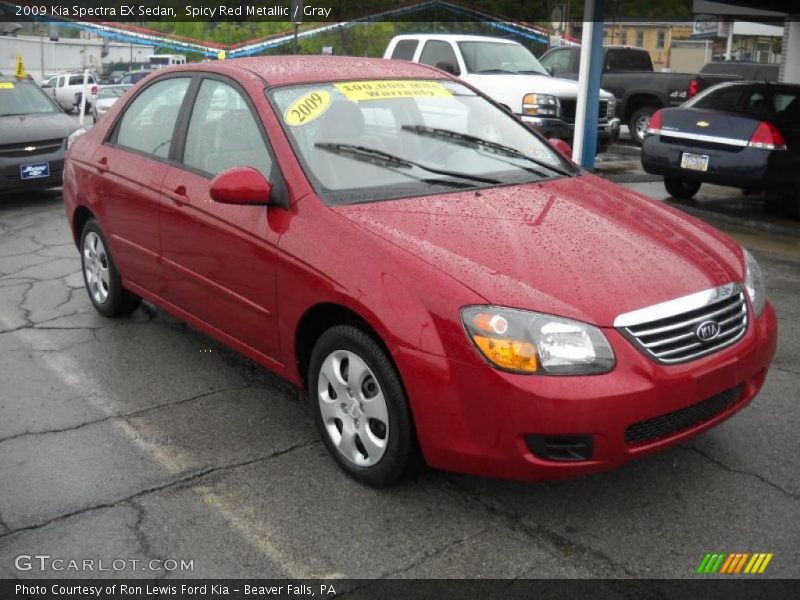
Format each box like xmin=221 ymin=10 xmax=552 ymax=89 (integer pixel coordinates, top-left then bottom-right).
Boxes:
xmin=606 ymin=96 xmax=616 ymax=118
xmin=461 ymin=306 xmax=615 ymax=375
xmin=744 ymin=249 xmax=765 ymax=317
xmin=522 ymin=93 xmax=559 ymax=117
xmin=67 ymin=127 xmax=87 ymax=149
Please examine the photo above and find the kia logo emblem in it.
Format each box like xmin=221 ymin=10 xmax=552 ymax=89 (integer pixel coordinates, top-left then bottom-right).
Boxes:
xmin=695 ymin=320 xmax=720 ymax=342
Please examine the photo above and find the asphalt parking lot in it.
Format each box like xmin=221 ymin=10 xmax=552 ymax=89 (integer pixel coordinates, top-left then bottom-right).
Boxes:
xmin=0 ymin=140 xmax=798 ymax=580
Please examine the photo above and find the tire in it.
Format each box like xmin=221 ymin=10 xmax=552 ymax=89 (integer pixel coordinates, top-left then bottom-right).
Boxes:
xmin=628 ymin=106 xmax=657 ymax=146
xmin=664 ymin=177 xmax=701 ymax=200
xmin=308 ymin=325 xmax=420 ymax=487
xmin=80 ymin=219 xmax=140 ymax=317
xmin=783 ymin=189 xmax=800 ymax=220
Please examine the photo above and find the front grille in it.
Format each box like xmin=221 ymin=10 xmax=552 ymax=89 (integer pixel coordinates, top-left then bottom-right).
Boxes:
xmin=625 ymin=384 xmax=744 ymax=445
xmin=560 ymin=99 xmax=608 ymax=124
xmin=0 ymin=138 xmax=64 ymax=158
xmin=618 ymin=283 xmax=748 ymax=365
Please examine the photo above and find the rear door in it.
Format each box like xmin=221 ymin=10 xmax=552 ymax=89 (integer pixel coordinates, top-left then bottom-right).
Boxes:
xmin=94 ymin=75 xmax=192 ymax=293
xmin=159 ymin=75 xmax=282 ymax=359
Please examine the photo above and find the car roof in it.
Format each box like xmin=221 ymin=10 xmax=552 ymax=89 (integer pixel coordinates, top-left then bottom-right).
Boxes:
xmin=153 ymin=56 xmax=452 ymax=87
xmin=390 ymin=34 xmax=518 ymax=44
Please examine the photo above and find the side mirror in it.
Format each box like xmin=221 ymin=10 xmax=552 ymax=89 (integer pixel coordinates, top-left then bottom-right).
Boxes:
xmin=544 ymin=66 xmax=553 ymax=76
xmin=548 ymin=138 xmax=573 ymax=159
xmin=209 ymin=167 xmax=273 ymax=206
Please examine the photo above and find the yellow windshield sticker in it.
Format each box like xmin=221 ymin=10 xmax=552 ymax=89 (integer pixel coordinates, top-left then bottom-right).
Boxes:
xmin=335 ymin=80 xmax=452 ymax=101
xmin=284 ymin=90 xmax=332 ymax=126
xmin=0 ymin=82 xmax=15 ymax=89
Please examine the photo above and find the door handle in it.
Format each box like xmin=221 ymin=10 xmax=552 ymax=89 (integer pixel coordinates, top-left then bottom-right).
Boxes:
xmin=95 ymin=156 xmax=108 ymax=173
xmin=166 ymin=185 xmax=188 ymax=206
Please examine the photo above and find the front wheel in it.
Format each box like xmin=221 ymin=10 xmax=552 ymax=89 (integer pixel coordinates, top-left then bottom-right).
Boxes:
xmin=80 ymin=219 xmax=140 ymax=317
xmin=664 ymin=177 xmax=701 ymax=200
xmin=628 ymin=106 xmax=657 ymax=146
xmin=308 ymin=325 xmax=419 ymax=487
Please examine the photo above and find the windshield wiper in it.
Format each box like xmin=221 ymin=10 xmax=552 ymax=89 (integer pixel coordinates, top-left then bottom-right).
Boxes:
xmin=314 ymin=143 xmax=500 ymax=185
xmin=401 ymin=125 xmax=570 ymax=177
xmin=477 ymin=69 xmax=517 ymax=74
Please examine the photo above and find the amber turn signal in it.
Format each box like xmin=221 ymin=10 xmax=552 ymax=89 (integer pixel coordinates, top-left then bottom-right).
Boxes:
xmin=472 ymin=334 xmax=538 ymax=373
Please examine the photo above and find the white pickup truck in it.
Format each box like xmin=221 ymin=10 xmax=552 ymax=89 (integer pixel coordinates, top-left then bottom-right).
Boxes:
xmin=41 ymin=72 xmax=98 ymax=113
xmin=384 ymin=34 xmax=620 ymax=152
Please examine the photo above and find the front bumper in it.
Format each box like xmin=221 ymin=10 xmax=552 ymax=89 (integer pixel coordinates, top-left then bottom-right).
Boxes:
xmin=522 ymin=115 xmax=621 ymax=152
xmin=395 ymin=302 xmax=777 ymax=481
xmin=0 ymin=147 xmax=66 ymax=193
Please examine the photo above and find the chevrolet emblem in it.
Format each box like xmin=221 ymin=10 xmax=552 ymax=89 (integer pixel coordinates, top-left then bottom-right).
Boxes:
xmin=696 ymin=121 xmax=710 ymax=128
xmin=24 ymin=146 xmax=37 ymax=152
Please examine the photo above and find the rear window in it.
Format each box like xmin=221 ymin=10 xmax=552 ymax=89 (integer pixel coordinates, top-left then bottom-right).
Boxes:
xmin=391 ymin=39 xmax=419 ymax=61
xmin=687 ymin=85 xmax=799 ymax=116
xmin=605 ymin=49 xmax=652 ymax=71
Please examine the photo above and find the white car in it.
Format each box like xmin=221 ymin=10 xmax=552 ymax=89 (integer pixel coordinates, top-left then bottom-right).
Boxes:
xmin=385 ymin=34 xmax=620 ymax=152
xmin=92 ymin=85 xmax=131 ymax=123
xmin=41 ymin=72 xmax=98 ymax=113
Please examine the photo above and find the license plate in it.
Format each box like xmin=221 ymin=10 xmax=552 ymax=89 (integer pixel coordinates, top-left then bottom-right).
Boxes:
xmin=680 ymin=153 xmax=709 ymax=172
xmin=20 ymin=163 xmax=50 ymax=180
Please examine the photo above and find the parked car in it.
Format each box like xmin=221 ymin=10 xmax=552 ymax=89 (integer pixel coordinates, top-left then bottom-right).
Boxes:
xmin=63 ymin=57 xmax=777 ymax=487
xmin=539 ymin=46 xmax=739 ymax=144
xmin=119 ymin=70 xmax=153 ymax=85
xmin=700 ymin=61 xmax=779 ymax=83
xmin=385 ymin=34 xmax=620 ymax=153
xmin=41 ymin=72 xmax=98 ymax=113
xmin=0 ymin=76 xmax=82 ymax=193
xmin=92 ymin=85 xmax=131 ymax=123
xmin=641 ymin=81 xmax=800 ymax=217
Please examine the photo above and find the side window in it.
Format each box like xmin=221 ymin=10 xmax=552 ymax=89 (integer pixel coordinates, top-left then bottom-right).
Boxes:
xmin=774 ymin=93 xmax=799 ymax=114
xmin=115 ymin=77 xmax=190 ymax=159
xmin=391 ymin=39 xmax=419 ymax=61
xmin=182 ymin=79 xmax=272 ymax=178
xmin=742 ymin=91 xmax=770 ymax=114
xmin=57 ymin=77 xmax=65 ymax=88
xmin=418 ymin=40 xmax=460 ymax=75
xmin=541 ymin=49 xmax=570 ymax=73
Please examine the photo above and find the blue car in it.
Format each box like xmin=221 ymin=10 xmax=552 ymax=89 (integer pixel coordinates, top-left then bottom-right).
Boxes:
xmin=641 ymin=81 xmax=800 ymax=217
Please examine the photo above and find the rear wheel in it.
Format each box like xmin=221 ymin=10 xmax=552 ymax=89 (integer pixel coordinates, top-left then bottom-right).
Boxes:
xmin=783 ymin=189 xmax=800 ymax=220
xmin=80 ymin=219 xmax=140 ymax=317
xmin=664 ymin=177 xmax=701 ymax=200
xmin=308 ymin=325 xmax=419 ymax=487
xmin=628 ymin=106 xmax=657 ymax=146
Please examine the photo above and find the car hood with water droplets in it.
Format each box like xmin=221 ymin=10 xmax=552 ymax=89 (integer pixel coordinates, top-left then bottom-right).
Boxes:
xmin=333 ymin=175 xmax=745 ymax=327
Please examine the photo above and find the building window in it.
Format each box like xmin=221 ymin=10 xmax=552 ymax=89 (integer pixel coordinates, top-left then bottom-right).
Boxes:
xmin=657 ymin=31 xmax=666 ymax=49
xmin=635 ymin=30 xmax=644 ymax=48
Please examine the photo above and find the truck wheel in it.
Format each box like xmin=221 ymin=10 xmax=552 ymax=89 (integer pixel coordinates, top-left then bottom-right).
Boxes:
xmin=664 ymin=177 xmax=701 ymax=201
xmin=629 ymin=106 xmax=657 ymax=146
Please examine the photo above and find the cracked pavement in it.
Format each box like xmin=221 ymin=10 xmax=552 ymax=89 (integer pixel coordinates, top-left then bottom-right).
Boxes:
xmin=0 ymin=189 xmax=798 ymax=579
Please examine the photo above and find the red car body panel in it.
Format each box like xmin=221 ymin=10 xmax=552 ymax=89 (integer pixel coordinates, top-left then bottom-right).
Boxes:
xmin=62 ymin=57 xmax=778 ymax=481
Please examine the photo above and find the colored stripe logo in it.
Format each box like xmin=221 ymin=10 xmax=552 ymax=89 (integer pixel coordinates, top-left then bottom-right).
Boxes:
xmin=697 ymin=553 xmax=773 ymax=574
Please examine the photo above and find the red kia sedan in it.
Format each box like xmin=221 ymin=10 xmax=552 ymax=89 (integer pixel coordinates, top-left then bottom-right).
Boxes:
xmin=63 ymin=57 xmax=777 ymax=487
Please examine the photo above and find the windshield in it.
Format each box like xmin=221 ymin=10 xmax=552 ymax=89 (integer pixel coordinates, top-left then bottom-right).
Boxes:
xmin=458 ymin=42 xmax=549 ymax=76
xmin=98 ymin=86 xmax=129 ymax=99
xmin=270 ymin=79 xmax=573 ymax=205
xmin=0 ymin=81 xmax=58 ymax=116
